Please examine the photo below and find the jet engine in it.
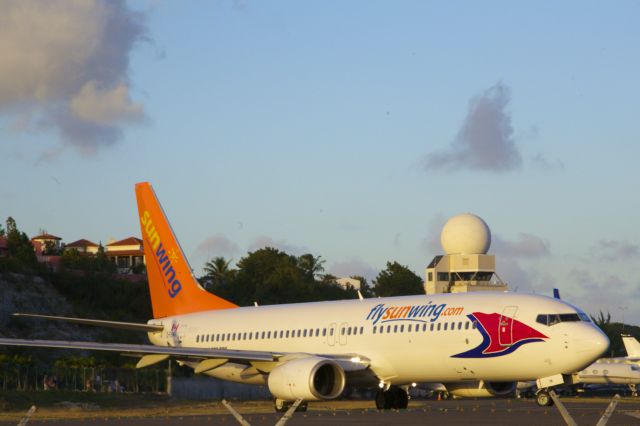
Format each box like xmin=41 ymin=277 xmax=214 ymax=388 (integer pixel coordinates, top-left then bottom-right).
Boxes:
xmin=267 ymin=357 xmax=346 ymax=401
xmin=445 ymin=381 xmax=517 ymax=398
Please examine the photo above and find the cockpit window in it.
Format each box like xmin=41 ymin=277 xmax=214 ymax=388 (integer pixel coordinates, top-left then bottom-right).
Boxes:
xmin=536 ymin=313 xmax=590 ymax=326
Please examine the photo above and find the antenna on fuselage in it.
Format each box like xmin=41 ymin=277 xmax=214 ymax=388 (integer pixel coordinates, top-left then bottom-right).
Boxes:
xmin=553 ymin=288 xmax=561 ymax=299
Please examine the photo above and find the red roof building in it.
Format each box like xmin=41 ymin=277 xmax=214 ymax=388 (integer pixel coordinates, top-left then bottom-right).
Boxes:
xmin=31 ymin=233 xmax=62 ymax=255
xmin=65 ymin=239 xmax=100 ymax=255
xmin=106 ymin=237 xmax=145 ymax=273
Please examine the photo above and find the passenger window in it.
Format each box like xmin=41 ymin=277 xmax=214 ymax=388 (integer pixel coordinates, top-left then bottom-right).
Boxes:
xmin=341 ymin=328 xmax=345 ymax=335
xmin=387 ymin=325 xmax=391 ymax=333
xmin=465 ymin=322 xmax=469 ymax=330
xmin=267 ymin=331 xmax=271 ymax=339
xmin=221 ymin=334 xmax=225 ymax=341
xmin=316 ymin=328 xmax=320 ymax=336
xmin=359 ymin=326 xmax=364 ymax=334
xmin=322 ymin=328 xmax=327 ymax=336
xmin=347 ymin=328 xmax=352 ymax=336
xmin=437 ymin=323 xmax=441 ymax=331
xmin=330 ymin=328 xmax=334 ymax=336
xmin=430 ymin=323 xmax=434 ymax=331
xmin=243 ymin=332 xmax=247 ymax=340
xmin=394 ymin=325 xmax=398 ymax=333
xmin=472 ymin=321 xmax=477 ymax=329
xmin=373 ymin=326 xmax=377 ymax=334
xmin=286 ymin=330 xmax=290 ymax=338
xmin=261 ymin=332 xmax=265 ymax=339
xmin=458 ymin=322 xmax=462 ymax=330
xmin=303 ymin=329 xmax=307 ymax=337
xmin=400 ymin=325 xmax=404 ymax=333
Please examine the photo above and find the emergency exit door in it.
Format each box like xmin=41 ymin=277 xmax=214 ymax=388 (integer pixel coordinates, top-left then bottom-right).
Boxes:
xmin=499 ymin=306 xmax=518 ymax=346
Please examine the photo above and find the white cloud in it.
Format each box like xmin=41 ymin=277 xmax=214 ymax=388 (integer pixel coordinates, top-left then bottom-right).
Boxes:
xmin=492 ymin=233 xmax=550 ymax=258
xmin=0 ymin=0 xmax=147 ymax=156
xmin=590 ymin=239 xmax=639 ymax=261
xmin=248 ymin=235 xmax=307 ymax=256
xmin=70 ymin=81 xmax=144 ymax=126
xmin=328 ymin=259 xmax=378 ymax=282
xmin=194 ymin=234 xmax=240 ymax=260
xmin=424 ymin=82 xmax=522 ymax=172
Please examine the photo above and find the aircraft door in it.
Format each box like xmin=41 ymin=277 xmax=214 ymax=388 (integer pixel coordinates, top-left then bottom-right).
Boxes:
xmin=499 ymin=306 xmax=518 ymax=346
xmin=327 ymin=322 xmax=337 ymax=346
xmin=339 ymin=322 xmax=348 ymax=346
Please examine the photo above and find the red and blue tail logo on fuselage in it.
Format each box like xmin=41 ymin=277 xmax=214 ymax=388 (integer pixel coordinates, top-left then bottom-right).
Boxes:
xmin=452 ymin=312 xmax=548 ymax=358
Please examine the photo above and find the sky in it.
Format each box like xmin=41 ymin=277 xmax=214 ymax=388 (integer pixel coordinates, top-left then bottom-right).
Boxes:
xmin=1 ymin=1 xmax=639 ymax=324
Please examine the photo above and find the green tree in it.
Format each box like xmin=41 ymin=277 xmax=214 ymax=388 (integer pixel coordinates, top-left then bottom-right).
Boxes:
xmin=373 ymin=261 xmax=424 ymax=297
xmin=203 ymin=256 xmax=235 ymax=287
xmin=297 ymin=253 xmax=325 ymax=280
xmin=350 ymin=275 xmax=375 ymax=298
xmin=591 ymin=311 xmax=625 ymax=357
xmin=0 ymin=222 xmax=5 ymax=236
xmin=4 ymin=216 xmax=38 ymax=270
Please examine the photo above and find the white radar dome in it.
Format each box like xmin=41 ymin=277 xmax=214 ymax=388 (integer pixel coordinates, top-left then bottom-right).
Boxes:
xmin=440 ymin=213 xmax=491 ymax=255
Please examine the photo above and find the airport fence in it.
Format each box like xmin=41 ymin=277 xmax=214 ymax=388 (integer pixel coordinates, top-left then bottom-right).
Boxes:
xmin=171 ymin=376 xmax=271 ymax=400
xmin=0 ymin=361 xmax=168 ymax=393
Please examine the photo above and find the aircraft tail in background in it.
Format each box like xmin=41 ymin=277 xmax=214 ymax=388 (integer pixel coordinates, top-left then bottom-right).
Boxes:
xmin=135 ymin=182 xmax=238 ymax=318
xmin=622 ymin=334 xmax=640 ymax=358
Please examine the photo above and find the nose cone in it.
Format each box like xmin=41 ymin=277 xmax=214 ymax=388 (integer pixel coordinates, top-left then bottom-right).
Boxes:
xmin=574 ymin=326 xmax=609 ymax=361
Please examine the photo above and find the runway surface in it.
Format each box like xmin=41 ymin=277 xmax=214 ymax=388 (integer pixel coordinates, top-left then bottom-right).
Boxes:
xmin=3 ymin=398 xmax=640 ymax=425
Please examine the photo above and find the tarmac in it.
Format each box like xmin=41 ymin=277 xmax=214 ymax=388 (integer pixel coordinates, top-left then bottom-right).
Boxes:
xmin=3 ymin=398 xmax=640 ymax=426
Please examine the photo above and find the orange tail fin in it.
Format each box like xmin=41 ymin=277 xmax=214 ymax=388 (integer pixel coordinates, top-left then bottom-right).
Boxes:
xmin=135 ymin=182 xmax=238 ymax=318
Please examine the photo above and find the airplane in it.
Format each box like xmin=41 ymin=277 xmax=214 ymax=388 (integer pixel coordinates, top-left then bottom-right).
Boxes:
xmin=0 ymin=182 xmax=609 ymax=411
xmin=623 ymin=334 xmax=640 ymax=359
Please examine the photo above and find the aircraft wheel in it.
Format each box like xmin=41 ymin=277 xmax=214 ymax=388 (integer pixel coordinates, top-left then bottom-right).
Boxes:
xmin=375 ymin=389 xmax=391 ymax=410
xmin=274 ymin=398 xmax=288 ymax=413
xmin=394 ymin=387 xmax=409 ymax=409
xmin=536 ymin=390 xmax=554 ymax=407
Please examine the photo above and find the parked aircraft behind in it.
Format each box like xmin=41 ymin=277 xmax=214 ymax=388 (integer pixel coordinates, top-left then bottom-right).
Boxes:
xmin=623 ymin=335 xmax=640 ymax=359
xmin=0 ymin=182 xmax=610 ymax=411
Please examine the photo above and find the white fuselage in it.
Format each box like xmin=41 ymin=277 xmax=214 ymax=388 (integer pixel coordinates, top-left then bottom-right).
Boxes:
xmin=147 ymin=292 xmax=608 ymax=386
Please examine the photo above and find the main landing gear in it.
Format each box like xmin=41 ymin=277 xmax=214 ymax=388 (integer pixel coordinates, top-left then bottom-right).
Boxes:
xmin=535 ymin=389 xmax=554 ymax=407
xmin=274 ymin=398 xmax=308 ymax=413
xmin=375 ymin=386 xmax=409 ymax=410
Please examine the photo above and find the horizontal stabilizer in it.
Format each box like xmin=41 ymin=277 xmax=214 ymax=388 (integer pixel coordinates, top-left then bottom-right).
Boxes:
xmin=13 ymin=313 xmax=164 ymax=332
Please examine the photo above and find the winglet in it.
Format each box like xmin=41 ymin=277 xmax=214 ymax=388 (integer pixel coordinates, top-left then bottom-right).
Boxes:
xmin=135 ymin=182 xmax=238 ymax=318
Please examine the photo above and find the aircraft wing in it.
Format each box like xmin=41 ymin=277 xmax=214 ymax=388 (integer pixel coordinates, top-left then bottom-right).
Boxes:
xmin=0 ymin=338 xmax=277 ymax=362
xmin=0 ymin=338 xmax=371 ymax=372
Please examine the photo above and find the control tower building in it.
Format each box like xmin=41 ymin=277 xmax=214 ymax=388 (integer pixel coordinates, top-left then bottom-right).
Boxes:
xmin=424 ymin=213 xmax=508 ymax=294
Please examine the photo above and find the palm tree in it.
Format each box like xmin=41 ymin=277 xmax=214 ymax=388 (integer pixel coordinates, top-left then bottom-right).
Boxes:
xmin=203 ymin=256 xmax=235 ymax=287
xmin=297 ymin=253 xmax=325 ymax=280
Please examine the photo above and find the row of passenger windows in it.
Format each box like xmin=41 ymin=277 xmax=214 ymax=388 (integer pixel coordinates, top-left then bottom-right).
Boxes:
xmin=195 ymin=320 xmax=478 ymax=343
xmin=373 ymin=320 xmax=477 ymax=334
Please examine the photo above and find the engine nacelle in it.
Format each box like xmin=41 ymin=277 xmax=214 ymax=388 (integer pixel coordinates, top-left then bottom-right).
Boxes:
xmin=445 ymin=381 xmax=517 ymax=398
xmin=268 ymin=357 xmax=346 ymax=401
